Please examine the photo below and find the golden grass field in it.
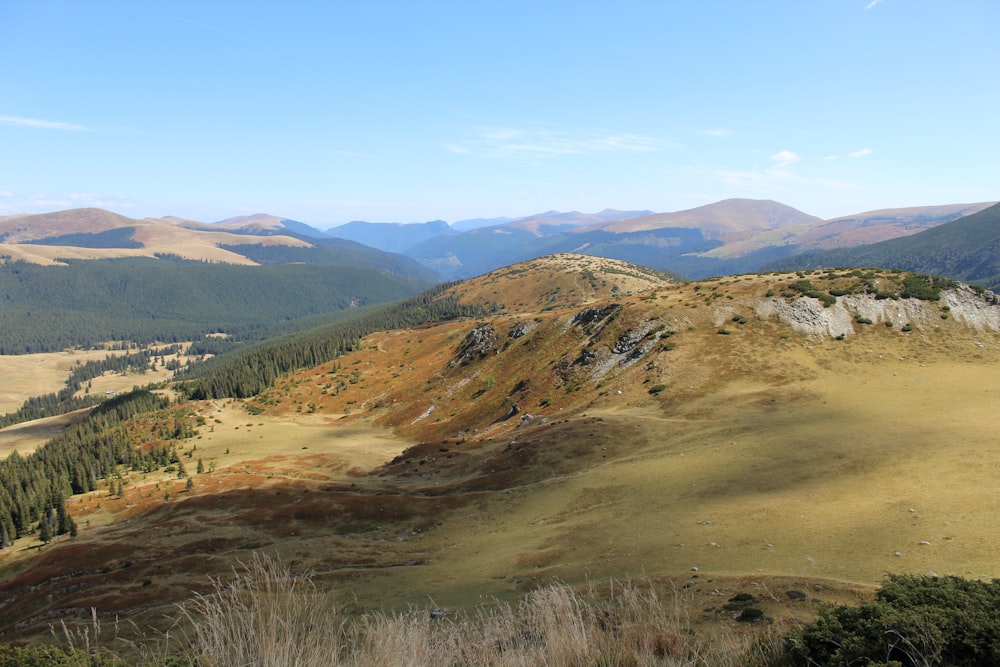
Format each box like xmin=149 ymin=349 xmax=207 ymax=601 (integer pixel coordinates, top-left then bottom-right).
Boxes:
xmin=1 ymin=260 xmax=999 ymax=645
xmin=0 ymin=345 xmax=187 ymax=456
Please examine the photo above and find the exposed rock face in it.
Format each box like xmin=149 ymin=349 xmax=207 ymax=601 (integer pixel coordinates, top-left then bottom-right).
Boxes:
xmin=507 ymin=320 xmax=538 ymax=340
xmin=754 ymin=286 xmax=1000 ymax=337
xmin=453 ymin=325 xmax=498 ymax=364
xmin=942 ymin=288 xmax=1000 ymax=330
xmin=571 ymin=304 xmax=622 ymax=335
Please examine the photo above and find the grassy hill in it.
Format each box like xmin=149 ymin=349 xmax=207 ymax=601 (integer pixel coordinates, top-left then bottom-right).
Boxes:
xmin=0 ymin=255 xmax=998 ymax=652
xmin=766 ymin=202 xmax=1000 ymax=290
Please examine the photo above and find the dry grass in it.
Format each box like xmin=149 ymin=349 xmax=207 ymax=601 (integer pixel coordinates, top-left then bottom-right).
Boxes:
xmin=177 ymin=553 xmax=785 ymax=667
xmin=2 ymin=268 xmax=999 ymax=646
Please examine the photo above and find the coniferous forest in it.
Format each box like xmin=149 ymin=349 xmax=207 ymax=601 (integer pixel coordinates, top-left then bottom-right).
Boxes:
xmin=178 ymin=283 xmax=497 ymax=399
xmin=0 ymin=389 xmax=174 ymax=548
xmin=0 ymin=258 xmax=435 ymax=353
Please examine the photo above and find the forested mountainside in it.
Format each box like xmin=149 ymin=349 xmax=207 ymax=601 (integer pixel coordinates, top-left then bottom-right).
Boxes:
xmin=0 ymin=258 xmax=435 ymax=353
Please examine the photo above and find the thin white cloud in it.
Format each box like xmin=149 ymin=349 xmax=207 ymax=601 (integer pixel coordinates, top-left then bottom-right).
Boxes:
xmin=700 ymin=129 xmax=732 ymax=137
xmin=865 ymin=0 xmax=884 ymax=9
xmin=0 ymin=191 xmax=13 ymax=198
xmin=448 ymin=126 xmax=663 ymax=159
xmin=0 ymin=115 xmax=91 ymax=131
xmin=849 ymin=147 xmax=874 ymax=158
xmin=767 ymin=150 xmax=801 ymax=179
xmin=770 ymin=150 xmax=800 ymax=163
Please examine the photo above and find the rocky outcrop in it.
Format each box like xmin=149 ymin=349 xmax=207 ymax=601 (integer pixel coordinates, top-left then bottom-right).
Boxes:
xmin=754 ymin=286 xmax=1000 ymax=337
xmin=453 ymin=325 xmax=498 ymax=364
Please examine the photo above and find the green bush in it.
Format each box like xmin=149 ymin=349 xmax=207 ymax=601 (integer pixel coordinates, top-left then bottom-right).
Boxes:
xmin=786 ymin=574 xmax=1000 ymax=666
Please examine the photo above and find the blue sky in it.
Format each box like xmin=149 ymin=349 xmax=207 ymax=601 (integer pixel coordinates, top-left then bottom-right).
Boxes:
xmin=1 ymin=1 xmax=997 ymax=225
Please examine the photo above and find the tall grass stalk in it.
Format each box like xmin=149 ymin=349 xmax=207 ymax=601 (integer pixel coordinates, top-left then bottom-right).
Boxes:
xmin=181 ymin=552 xmax=347 ymax=667
xmin=179 ymin=554 xmax=784 ymax=667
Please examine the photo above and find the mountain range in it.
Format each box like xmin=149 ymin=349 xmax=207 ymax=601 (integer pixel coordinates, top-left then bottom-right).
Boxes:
xmin=1 ymin=199 xmax=997 ymax=288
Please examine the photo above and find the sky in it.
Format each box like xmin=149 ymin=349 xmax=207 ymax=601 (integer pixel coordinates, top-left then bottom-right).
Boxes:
xmin=1 ymin=1 xmax=998 ymax=226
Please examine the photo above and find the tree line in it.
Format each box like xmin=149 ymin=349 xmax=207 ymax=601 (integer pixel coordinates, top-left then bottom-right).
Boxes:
xmin=178 ymin=284 xmax=497 ymax=400
xmin=0 ymin=389 xmax=173 ymax=548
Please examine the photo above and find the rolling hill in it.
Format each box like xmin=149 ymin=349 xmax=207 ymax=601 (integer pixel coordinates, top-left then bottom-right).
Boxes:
xmin=0 ymin=208 xmax=435 ymax=281
xmin=0 ymin=208 xmax=439 ymax=353
xmin=385 ymin=199 xmax=996 ymax=281
xmin=765 ymin=202 xmax=1000 ymax=290
xmin=2 ymin=254 xmax=998 ymax=646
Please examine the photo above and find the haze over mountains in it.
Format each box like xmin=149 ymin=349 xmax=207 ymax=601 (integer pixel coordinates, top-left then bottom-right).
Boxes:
xmin=2 ymin=199 xmax=996 ymax=286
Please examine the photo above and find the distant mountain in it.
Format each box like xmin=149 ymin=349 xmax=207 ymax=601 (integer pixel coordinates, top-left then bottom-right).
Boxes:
xmin=696 ymin=202 xmax=997 ymax=260
xmin=765 ymin=202 xmax=1000 ymax=290
xmin=0 ymin=208 xmax=140 ymax=241
xmin=591 ymin=199 xmax=820 ymax=237
xmin=503 ymin=209 xmax=655 ymax=235
xmin=0 ymin=208 xmax=434 ymax=280
xmin=0 ymin=207 xmax=442 ymax=354
xmin=5 ymin=199 xmax=995 ymax=286
xmin=326 ymin=220 xmax=455 ymax=254
xmin=212 ymin=213 xmax=329 ymax=239
xmin=405 ymin=200 xmax=815 ymax=280
xmin=451 ymin=216 xmax=517 ymax=232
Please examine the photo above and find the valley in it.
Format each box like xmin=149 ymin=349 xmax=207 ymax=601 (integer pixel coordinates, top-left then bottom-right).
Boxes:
xmin=1 ymin=254 xmax=998 ymax=656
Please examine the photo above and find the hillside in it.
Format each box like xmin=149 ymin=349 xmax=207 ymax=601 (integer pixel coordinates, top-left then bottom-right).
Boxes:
xmin=590 ymin=198 xmax=821 ymax=237
xmin=0 ymin=208 xmax=440 ymax=353
xmin=400 ymin=199 xmax=995 ymax=281
xmin=0 ymin=258 xmax=435 ymax=353
xmin=0 ymin=208 xmax=435 ymax=281
xmin=696 ymin=201 xmax=997 ymax=260
xmin=766 ymin=202 xmax=1000 ymax=291
xmin=1 ymin=255 xmax=998 ymax=644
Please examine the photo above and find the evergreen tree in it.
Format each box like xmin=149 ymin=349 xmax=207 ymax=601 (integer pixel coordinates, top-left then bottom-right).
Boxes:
xmin=38 ymin=513 xmax=52 ymax=544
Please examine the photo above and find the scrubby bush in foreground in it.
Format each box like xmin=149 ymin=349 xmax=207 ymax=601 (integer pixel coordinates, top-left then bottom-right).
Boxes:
xmin=787 ymin=574 xmax=1000 ymax=667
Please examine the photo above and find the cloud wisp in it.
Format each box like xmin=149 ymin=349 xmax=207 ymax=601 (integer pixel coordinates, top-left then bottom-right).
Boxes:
xmin=767 ymin=149 xmax=801 ymax=178
xmin=865 ymin=0 xmax=885 ymax=10
xmin=849 ymin=147 xmax=874 ymax=158
xmin=0 ymin=115 xmax=91 ymax=131
xmin=447 ymin=126 xmax=662 ymax=159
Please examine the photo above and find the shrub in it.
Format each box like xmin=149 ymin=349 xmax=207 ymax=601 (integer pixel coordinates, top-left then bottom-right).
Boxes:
xmin=900 ymin=274 xmax=958 ymax=301
xmin=786 ymin=574 xmax=1000 ymax=667
xmin=787 ymin=280 xmax=837 ymax=307
xmin=648 ymin=384 xmax=667 ymax=395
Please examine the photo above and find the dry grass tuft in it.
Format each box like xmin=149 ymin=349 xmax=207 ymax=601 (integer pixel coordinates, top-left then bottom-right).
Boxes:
xmin=179 ymin=554 xmax=785 ymax=667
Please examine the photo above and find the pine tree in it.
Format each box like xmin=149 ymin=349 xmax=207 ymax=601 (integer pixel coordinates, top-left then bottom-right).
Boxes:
xmin=38 ymin=513 xmax=53 ymax=544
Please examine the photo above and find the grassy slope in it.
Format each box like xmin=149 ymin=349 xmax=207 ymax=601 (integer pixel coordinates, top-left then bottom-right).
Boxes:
xmin=766 ymin=202 xmax=1000 ymax=289
xmin=0 ymin=257 xmax=998 ymax=642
